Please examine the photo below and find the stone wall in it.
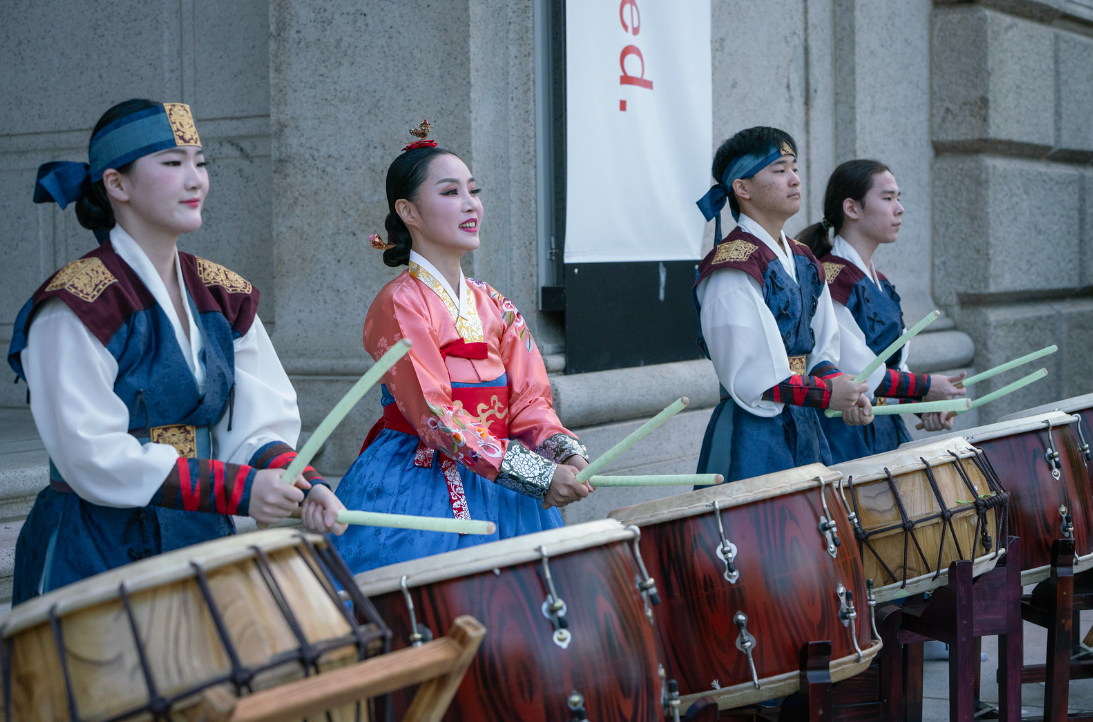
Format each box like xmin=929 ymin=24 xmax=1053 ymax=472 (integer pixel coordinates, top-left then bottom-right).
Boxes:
xmin=931 ymin=0 xmax=1093 ymax=423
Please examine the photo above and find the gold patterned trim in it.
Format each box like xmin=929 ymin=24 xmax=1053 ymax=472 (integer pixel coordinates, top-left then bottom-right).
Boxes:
xmin=788 ymin=355 xmax=807 ymax=376
xmin=779 ymin=140 xmax=794 ymax=157
xmin=196 ymin=258 xmax=252 ymax=294
xmin=874 ymin=397 xmax=889 ymax=406
xmin=163 ymin=103 xmax=201 ymax=146
xmin=45 ymin=258 xmax=117 ymax=303
xmin=149 ymin=424 xmax=197 ymax=458
xmin=712 ymin=239 xmax=758 ymax=264
xmin=408 ymin=261 xmax=485 ymax=343
xmin=823 ymin=262 xmax=844 ymax=284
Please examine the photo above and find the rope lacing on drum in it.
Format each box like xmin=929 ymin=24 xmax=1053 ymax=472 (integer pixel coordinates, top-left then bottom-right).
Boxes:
xmin=958 ymin=449 xmax=1010 ymax=558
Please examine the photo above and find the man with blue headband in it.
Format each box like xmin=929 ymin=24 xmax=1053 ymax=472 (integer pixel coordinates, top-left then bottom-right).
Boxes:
xmin=692 ymin=126 xmax=872 ymax=482
xmin=7 ymin=99 xmax=346 ymax=604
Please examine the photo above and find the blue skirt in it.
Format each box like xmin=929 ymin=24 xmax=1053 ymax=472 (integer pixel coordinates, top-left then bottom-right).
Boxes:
xmin=332 ymin=429 xmax=563 ymax=575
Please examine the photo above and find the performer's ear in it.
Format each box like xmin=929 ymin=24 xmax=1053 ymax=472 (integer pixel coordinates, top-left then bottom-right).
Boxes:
xmin=842 ymin=196 xmax=861 ymax=221
xmin=731 ymin=177 xmax=751 ymax=202
xmin=395 ymin=198 xmax=418 ymax=229
xmin=102 ymin=168 xmax=130 ymax=203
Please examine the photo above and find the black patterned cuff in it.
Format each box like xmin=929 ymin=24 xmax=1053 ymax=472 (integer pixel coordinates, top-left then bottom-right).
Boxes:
xmin=496 ymin=441 xmax=556 ymax=500
xmin=534 ymin=433 xmax=588 ymax=464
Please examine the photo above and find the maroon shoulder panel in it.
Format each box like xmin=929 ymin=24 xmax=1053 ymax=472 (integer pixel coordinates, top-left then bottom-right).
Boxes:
xmin=788 ymin=236 xmax=827 ymax=282
xmin=818 ymin=254 xmax=866 ymax=306
xmin=694 ymin=227 xmax=776 ymax=287
xmin=29 ymin=241 xmax=155 ymax=347
xmin=179 ymin=253 xmax=260 ymax=336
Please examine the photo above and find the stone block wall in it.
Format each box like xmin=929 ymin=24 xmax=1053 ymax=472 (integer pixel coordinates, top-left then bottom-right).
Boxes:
xmin=931 ymin=1 xmax=1093 ymax=423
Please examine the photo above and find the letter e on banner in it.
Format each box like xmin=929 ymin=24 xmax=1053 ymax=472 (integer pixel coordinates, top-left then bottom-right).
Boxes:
xmin=620 ymin=45 xmax=653 ymax=90
xmin=620 ymin=0 xmax=640 ymax=34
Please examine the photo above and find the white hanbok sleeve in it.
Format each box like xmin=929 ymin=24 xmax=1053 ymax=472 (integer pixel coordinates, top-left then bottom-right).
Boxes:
xmin=808 ymin=283 xmax=842 ymax=373
xmin=21 ymin=299 xmax=180 ymax=507
xmin=212 ymin=315 xmax=302 ymax=466
xmin=832 ymin=301 xmax=888 ymax=393
xmin=699 ymin=269 xmax=795 ymax=418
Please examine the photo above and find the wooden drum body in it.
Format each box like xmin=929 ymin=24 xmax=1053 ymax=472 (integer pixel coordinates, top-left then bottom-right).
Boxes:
xmin=936 ymin=411 xmax=1093 ymax=585
xmin=0 ymin=529 xmax=386 ymax=722
xmin=833 ymin=438 xmax=1008 ymax=601
xmin=1003 ymin=394 xmax=1093 ymax=491
xmin=355 ymin=520 xmax=664 ymax=722
xmin=609 ymin=464 xmax=879 ymax=710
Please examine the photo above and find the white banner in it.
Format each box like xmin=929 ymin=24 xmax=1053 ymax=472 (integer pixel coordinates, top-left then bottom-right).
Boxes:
xmin=564 ymin=0 xmax=712 ymax=264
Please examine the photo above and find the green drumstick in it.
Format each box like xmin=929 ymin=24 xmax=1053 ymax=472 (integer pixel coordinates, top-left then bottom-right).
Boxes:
xmin=969 ymin=368 xmax=1048 ymax=410
xmin=576 ymin=398 xmax=690 ymax=483
xmin=852 ymin=398 xmax=971 ymax=417
xmin=853 ymin=309 xmax=940 ymax=384
xmin=281 ymin=339 xmax=412 ymax=484
xmin=335 ymin=510 xmax=495 ymax=535
xmin=588 ymin=474 xmax=722 ymax=487
xmin=957 ymin=346 xmax=1057 ymax=388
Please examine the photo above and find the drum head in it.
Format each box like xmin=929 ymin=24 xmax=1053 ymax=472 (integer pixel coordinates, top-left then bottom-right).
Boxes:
xmin=833 ymin=437 xmax=978 ymax=484
xmin=1001 ymin=393 xmax=1093 ymax=421
xmin=902 ymin=410 xmax=1076 ymax=449
xmin=354 ymin=518 xmax=631 ymax=596
xmin=610 ymin=463 xmax=841 ymax=528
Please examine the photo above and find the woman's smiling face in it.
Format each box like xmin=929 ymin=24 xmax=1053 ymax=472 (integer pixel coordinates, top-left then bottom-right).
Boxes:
xmin=401 ymin=153 xmax=483 ymax=257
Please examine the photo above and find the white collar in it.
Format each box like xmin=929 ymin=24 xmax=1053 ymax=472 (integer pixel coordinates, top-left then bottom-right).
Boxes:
xmin=736 ymin=213 xmax=796 ymax=280
xmin=831 ymin=235 xmax=880 ymax=286
xmin=110 ymin=225 xmax=203 ymax=378
xmin=408 ymin=250 xmax=470 ymax=319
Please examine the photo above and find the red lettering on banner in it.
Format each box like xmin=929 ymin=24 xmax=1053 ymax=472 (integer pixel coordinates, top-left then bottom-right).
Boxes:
xmin=619 ymin=0 xmax=640 ymax=34
xmin=620 ymin=44 xmax=653 ymax=90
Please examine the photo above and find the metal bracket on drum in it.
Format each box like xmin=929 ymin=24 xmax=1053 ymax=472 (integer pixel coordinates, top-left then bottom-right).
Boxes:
xmin=816 ymin=476 xmax=841 ymax=559
xmin=866 ymin=580 xmax=881 ymax=641
xmin=1044 ymin=420 xmax=1062 ymax=479
xmin=711 ymin=500 xmax=740 ymax=584
xmin=836 ymin=584 xmax=865 ymax=662
xmin=1060 ymin=504 xmax=1075 ymax=539
xmin=567 ymin=690 xmax=590 ymax=722
xmin=538 ymin=546 xmax=572 ymax=649
xmin=733 ymin=612 xmax=761 ymax=690
xmin=399 ymin=576 xmax=433 ymax=648
xmin=624 ymin=525 xmax=660 ymax=624
xmin=664 ymin=679 xmax=682 ymax=722
xmin=1070 ymin=413 xmax=1093 ymax=462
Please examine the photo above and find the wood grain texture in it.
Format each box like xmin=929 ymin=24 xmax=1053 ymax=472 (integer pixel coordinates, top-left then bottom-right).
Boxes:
xmin=632 ymin=485 xmax=871 ymax=701
xmin=973 ymin=424 xmax=1093 ymax=573
xmin=845 ymin=455 xmax=999 ymax=586
xmin=4 ymin=539 xmax=364 ymax=722
xmin=369 ymin=539 xmax=663 ymax=721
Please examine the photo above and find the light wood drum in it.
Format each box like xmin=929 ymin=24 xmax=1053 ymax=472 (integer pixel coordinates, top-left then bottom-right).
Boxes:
xmin=913 ymin=411 xmax=1093 ymax=585
xmin=354 ymin=519 xmax=665 ymax=722
xmin=609 ymin=464 xmax=881 ymax=710
xmin=832 ymin=438 xmax=1009 ymax=601
xmin=0 ymin=529 xmax=388 ymax=722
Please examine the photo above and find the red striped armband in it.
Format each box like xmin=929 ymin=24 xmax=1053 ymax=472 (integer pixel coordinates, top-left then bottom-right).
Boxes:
xmin=152 ymin=458 xmax=255 ymax=516
xmin=250 ymin=441 xmax=327 ymax=488
xmin=874 ymin=369 xmax=931 ymax=400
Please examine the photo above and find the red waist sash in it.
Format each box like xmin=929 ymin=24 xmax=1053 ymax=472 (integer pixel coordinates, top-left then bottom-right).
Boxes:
xmin=360 ymin=384 xmax=510 ymax=455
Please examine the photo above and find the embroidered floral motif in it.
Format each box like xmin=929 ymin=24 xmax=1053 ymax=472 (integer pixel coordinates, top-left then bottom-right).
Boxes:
xmin=413 ymin=441 xmax=435 ymax=468
xmin=496 ymin=442 xmax=555 ymax=500
xmin=712 ymin=239 xmax=758 ymax=264
xmin=469 ymin=279 xmax=535 ymax=353
xmin=196 ymin=258 xmax=252 ymax=294
xmin=408 ymin=262 xmax=485 ymax=343
xmin=535 ymin=433 xmax=588 ymax=464
xmin=45 ymin=258 xmax=117 ymax=303
xmin=440 ymin=457 xmax=472 ymax=524
xmin=823 ymin=262 xmax=844 ymax=285
xmin=424 ymin=400 xmax=503 ymax=459
xmin=149 ymin=424 xmax=198 ymax=458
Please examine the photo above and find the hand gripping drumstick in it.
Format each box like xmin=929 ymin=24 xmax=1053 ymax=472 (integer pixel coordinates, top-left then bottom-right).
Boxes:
xmin=281 ymin=338 xmax=495 ymax=535
xmin=824 ymin=310 xmax=941 ymax=418
xmin=576 ymin=398 xmax=690 ymax=483
xmin=915 ymin=368 xmax=1049 ymax=430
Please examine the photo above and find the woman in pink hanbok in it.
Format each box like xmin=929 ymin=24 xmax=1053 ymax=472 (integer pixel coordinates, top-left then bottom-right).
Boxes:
xmin=333 ymin=124 xmax=591 ymax=574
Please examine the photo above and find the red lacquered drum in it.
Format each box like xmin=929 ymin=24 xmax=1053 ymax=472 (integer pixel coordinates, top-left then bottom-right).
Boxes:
xmin=608 ymin=464 xmax=880 ymax=710
xmin=1002 ymin=393 xmax=1093 ymax=484
xmin=354 ymin=519 xmax=665 ymax=721
xmin=833 ymin=438 xmax=1008 ymax=601
xmin=911 ymin=411 xmax=1093 ymax=584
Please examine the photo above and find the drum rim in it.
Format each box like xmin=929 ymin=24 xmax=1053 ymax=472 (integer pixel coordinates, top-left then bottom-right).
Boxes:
xmin=1 ymin=528 xmax=326 ymax=636
xmin=833 ymin=437 xmax=980 ymax=484
xmin=353 ymin=518 xmax=631 ymax=596
xmin=1000 ymin=393 xmax=1093 ymax=421
xmin=608 ymin=463 xmax=841 ymax=527
xmin=903 ymin=410 xmax=1077 ymax=449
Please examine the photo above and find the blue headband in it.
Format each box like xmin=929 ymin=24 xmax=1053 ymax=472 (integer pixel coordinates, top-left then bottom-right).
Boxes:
xmin=695 ymin=140 xmax=795 ymax=243
xmin=33 ymin=103 xmax=202 ymax=212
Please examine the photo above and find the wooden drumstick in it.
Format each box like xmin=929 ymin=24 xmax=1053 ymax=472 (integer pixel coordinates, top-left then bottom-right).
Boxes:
xmin=588 ymin=474 xmax=722 ymax=487
xmin=916 ymin=368 xmax=1048 ymax=430
xmin=281 ymin=339 xmax=412 ymax=484
xmin=290 ymin=507 xmax=496 ymax=535
xmin=576 ymin=397 xmax=690 ymax=483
